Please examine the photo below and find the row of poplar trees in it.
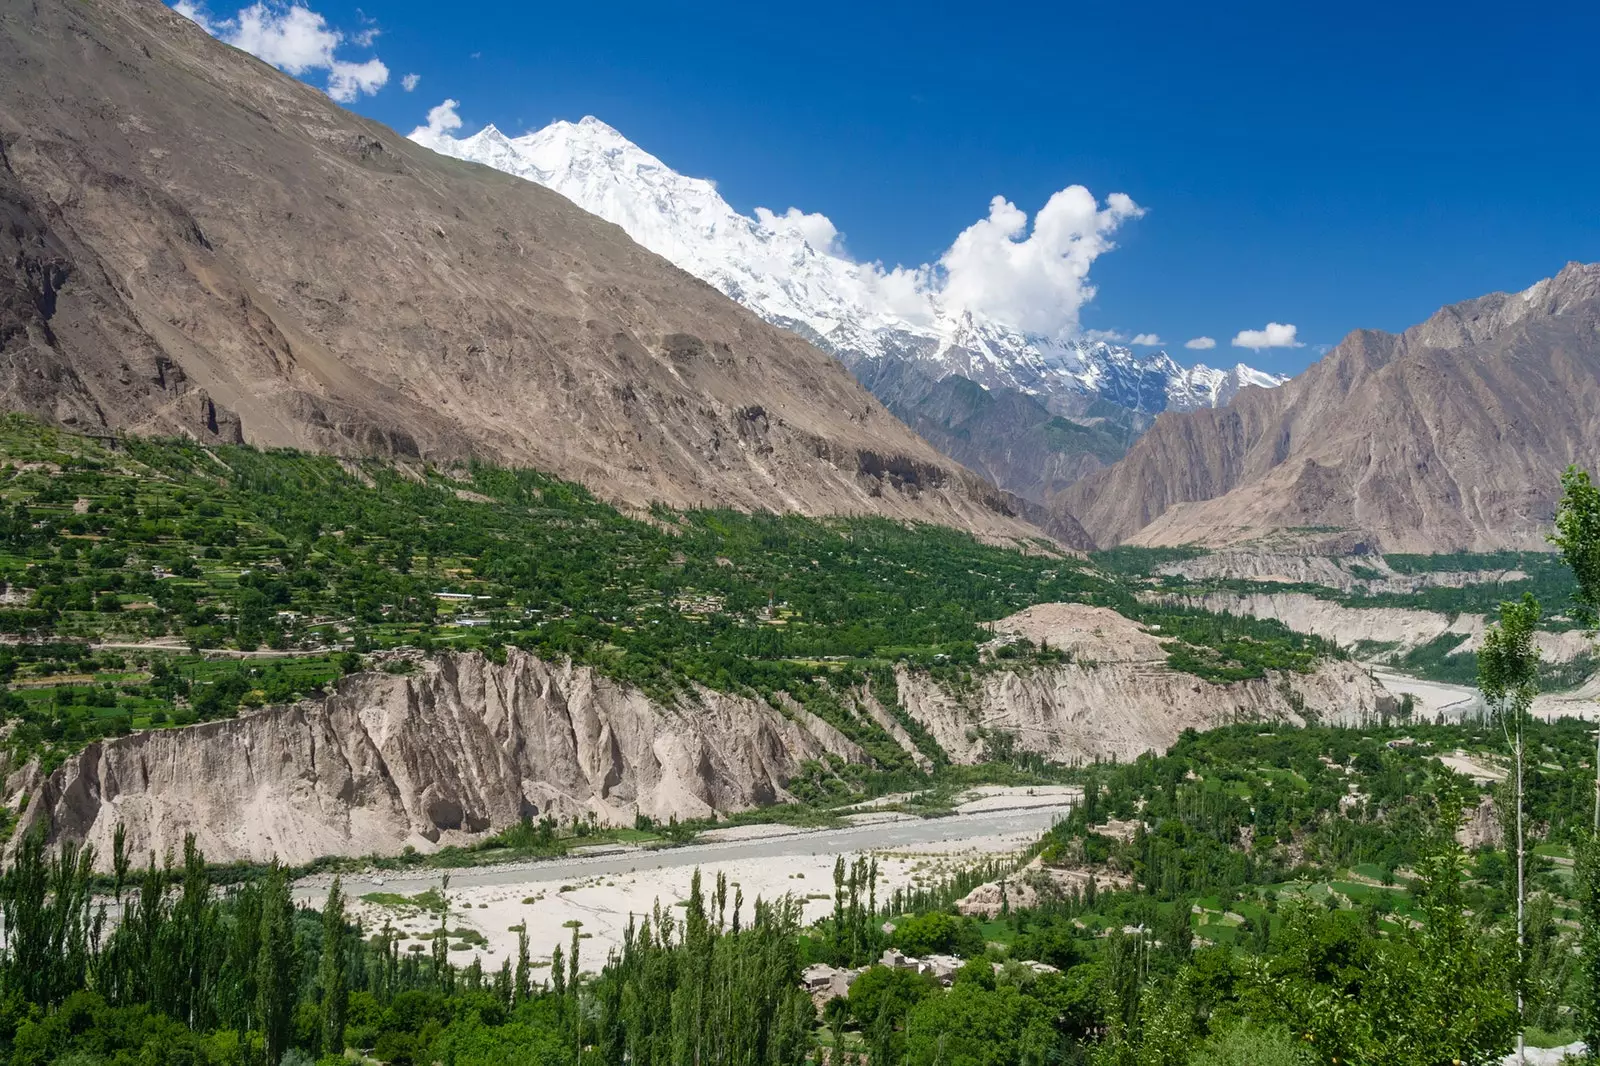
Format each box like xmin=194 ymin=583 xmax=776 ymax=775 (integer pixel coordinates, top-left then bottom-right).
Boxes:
xmin=0 ymin=829 xmax=822 ymax=1066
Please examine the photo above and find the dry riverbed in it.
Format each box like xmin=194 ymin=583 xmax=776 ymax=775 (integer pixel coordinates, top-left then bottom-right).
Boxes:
xmin=294 ymin=786 xmax=1076 ymax=972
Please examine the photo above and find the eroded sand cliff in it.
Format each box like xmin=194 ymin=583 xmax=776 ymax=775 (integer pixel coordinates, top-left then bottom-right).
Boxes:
xmin=7 ymin=612 xmax=1396 ymax=867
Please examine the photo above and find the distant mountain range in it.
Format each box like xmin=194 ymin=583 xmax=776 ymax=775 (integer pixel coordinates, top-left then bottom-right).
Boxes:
xmin=411 ymin=116 xmax=1285 ymax=501
xmin=1064 ymin=262 xmax=1600 ymax=552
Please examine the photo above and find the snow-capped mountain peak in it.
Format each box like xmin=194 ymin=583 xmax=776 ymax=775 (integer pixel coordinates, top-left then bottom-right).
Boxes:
xmin=409 ymin=113 xmax=1287 ymax=413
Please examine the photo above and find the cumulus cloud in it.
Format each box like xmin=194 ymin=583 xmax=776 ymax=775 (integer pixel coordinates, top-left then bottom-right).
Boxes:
xmin=1184 ymin=336 xmax=1217 ymax=350
xmin=1130 ymin=333 xmax=1162 ymax=346
xmin=327 ymin=59 xmax=389 ymax=102
xmin=412 ymin=99 xmax=464 ymax=140
xmin=760 ymin=184 xmax=1141 ymax=337
xmin=754 ymin=207 xmax=842 ymax=256
xmin=866 ymin=265 xmax=938 ymax=326
xmin=1231 ymin=322 xmax=1303 ymax=351
xmin=934 ymin=189 xmax=1143 ymax=336
xmin=172 ymin=2 xmax=388 ymax=102
xmin=402 ymin=72 xmax=421 ymax=91
xmin=1082 ymin=329 xmax=1128 ymax=343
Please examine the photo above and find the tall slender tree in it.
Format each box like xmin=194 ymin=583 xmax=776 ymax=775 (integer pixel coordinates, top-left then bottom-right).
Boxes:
xmin=318 ymin=877 xmax=349 ymax=1056
xmin=255 ymin=861 xmax=299 ymax=1066
xmin=1479 ymin=592 xmax=1541 ymax=1066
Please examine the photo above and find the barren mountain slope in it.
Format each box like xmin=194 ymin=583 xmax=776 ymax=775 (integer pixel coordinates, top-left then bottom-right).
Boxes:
xmin=0 ymin=0 xmax=1045 ymax=540
xmin=1064 ymin=263 xmax=1600 ymax=551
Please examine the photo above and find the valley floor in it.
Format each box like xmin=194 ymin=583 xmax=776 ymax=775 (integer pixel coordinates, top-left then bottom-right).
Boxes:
xmin=294 ymin=787 xmax=1077 ymax=971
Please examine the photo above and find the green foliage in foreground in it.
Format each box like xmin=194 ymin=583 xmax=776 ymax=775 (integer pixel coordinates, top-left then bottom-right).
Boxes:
xmin=0 ymin=818 xmax=1535 ymax=1065
xmin=0 ymin=416 xmax=1338 ymax=769
xmin=0 ymin=830 xmax=817 ymax=1066
xmin=3 ymin=721 xmax=1596 ymax=1065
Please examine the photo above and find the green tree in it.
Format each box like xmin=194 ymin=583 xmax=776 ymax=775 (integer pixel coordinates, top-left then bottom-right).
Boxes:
xmin=1552 ymin=465 xmax=1600 ymax=826
xmin=903 ymin=982 xmax=1053 ymax=1066
xmin=318 ymin=877 xmax=349 ymax=1056
xmin=1479 ymin=592 xmax=1540 ymax=1063
xmin=255 ymin=861 xmax=299 ymax=1065
xmin=1553 ymin=465 xmax=1600 ymax=1063
xmin=1576 ymin=834 xmax=1600 ymax=1057
xmin=1187 ymin=1021 xmax=1315 ymax=1066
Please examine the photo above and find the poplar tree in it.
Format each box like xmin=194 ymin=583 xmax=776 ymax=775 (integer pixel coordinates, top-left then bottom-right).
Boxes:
xmin=255 ymin=861 xmax=299 ymax=1066
xmin=516 ymin=927 xmax=532 ymax=1003
xmin=1480 ymin=592 xmax=1540 ymax=1066
xmin=318 ymin=877 xmax=349 ymax=1056
xmin=1553 ymin=465 xmax=1600 ymax=1064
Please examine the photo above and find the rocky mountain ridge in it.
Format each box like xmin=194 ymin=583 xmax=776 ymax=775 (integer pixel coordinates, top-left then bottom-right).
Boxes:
xmin=1065 ymin=262 xmax=1600 ymax=552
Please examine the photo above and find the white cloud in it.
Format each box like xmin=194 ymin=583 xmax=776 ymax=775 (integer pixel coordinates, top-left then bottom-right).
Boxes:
xmin=172 ymin=2 xmax=388 ymax=101
xmin=934 ymin=189 xmax=1143 ymax=336
xmin=412 ymin=99 xmax=465 ymax=140
xmin=402 ymin=72 xmax=421 ymax=92
xmin=327 ymin=57 xmax=389 ymax=102
xmin=761 ymin=185 xmax=1141 ymax=338
xmin=1082 ymin=328 xmax=1128 ymax=343
xmin=1231 ymin=322 xmax=1303 ymax=351
xmin=754 ymin=207 xmax=842 ymax=256
xmin=1184 ymin=336 xmax=1217 ymax=350
xmin=866 ymin=265 xmax=938 ymax=326
xmin=1130 ymin=333 xmax=1162 ymax=346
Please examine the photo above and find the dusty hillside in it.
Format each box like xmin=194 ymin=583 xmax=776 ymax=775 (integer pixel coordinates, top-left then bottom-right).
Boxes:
xmin=0 ymin=0 xmax=1052 ymax=541
xmin=1064 ymin=263 xmax=1600 ymax=551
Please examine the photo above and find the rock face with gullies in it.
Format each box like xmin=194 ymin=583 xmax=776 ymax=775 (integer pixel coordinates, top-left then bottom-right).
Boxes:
xmin=892 ymin=604 xmax=1395 ymax=765
xmin=0 ymin=0 xmax=1038 ymax=541
xmin=7 ymin=650 xmax=863 ymax=868
xmin=1064 ymin=263 xmax=1600 ymax=552
xmin=5 ymin=609 xmax=1397 ymax=868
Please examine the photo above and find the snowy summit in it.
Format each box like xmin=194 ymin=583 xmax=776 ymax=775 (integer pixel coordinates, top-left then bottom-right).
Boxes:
xmin=410 ymin=111 xmax=1285 ymax=414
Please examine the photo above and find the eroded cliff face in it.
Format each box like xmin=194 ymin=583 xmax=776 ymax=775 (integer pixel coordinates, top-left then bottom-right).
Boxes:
xmin=7 ymin=650 xmax=862 ymax=867
xmin=894 ymin=659 xmax=1389 ymax=766
xmin=5 ymin=608 xmax=1402 ymax=867
xmin=893 ymin=604 xmax=1396 ymax=765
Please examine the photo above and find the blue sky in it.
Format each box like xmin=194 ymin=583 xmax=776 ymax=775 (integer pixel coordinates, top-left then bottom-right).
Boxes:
xmin=175 ymin=0 xmax=1600 ymax=374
